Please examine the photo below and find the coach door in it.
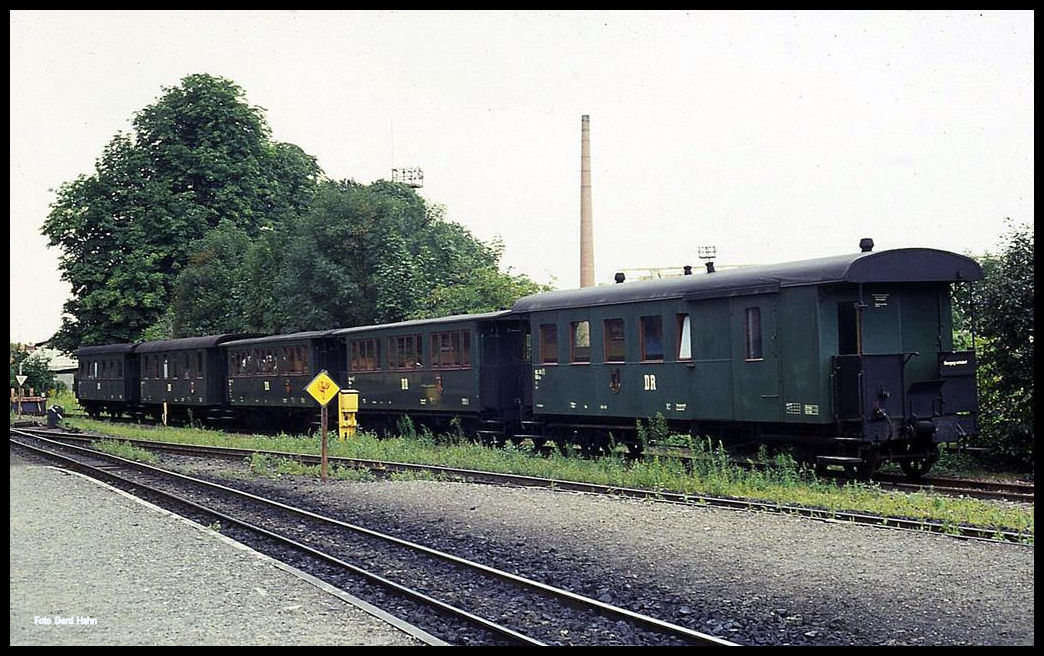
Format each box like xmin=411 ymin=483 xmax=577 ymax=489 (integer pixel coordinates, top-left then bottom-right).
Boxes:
xmin=732 ymin=300 xmax=781 ymax=422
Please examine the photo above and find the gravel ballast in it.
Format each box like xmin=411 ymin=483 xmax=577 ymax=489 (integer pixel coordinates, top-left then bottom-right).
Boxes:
xmin=8 ymin=452 xmax=425 ymax=646
xmin=11 ymin=442 xmax=1034 ymax=645
xmin=169 ymin=455 xmax=1033 ymax=646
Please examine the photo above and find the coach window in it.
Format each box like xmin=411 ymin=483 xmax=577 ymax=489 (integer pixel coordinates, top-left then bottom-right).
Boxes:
xmin=677 ymin=314 xmax=692 ymax=360
xmin=837 ymin=302 xmax=861 ymax=355
xmin=263 ymin=349 xmax=278 ymax=375
xmin=570 ymin=321 xmax=591 ymax=363
xmin=390 ymin=334 xmax=424 ymax=370
xmin=414 ymin=335 xmax=425 ymax=367
xmin=640 ymin=316 xmax=664 ymax=362
xmin=350 ymin=339 xmax=380 ymax=372
xmin=745 ymin=307 xmax=763 ymax=361
xmin=432 ymin=331 xmax=466 ymax=369
xmin=196 ymin=351 xmax=204 ymax=378
xmin=172 ymin=355 xmax=180 ymax=379
xmin=539 ymin=324 xmax=558 ymax=364
xmin=604 ymin=318 xmax=625 ymax=363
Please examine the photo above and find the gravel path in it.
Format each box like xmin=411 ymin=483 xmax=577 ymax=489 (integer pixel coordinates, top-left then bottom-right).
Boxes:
xmin=9 ymin=451 xmax=424 ymax=646
xmin=171 ymin=456 xmax=1034 ymax=646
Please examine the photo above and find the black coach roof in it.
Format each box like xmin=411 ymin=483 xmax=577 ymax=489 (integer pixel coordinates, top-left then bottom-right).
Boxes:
xmin=223 ymin=329 xmax=338 ymax=348
xmin=76 ymin=343 xmax=137 ymax=356
xmin=512 ymin=248 xmax=982 ymax=313
xmin=332 ymin=311 xmax=512 ymax=336
xmin=133 ymin=333 xmax=261 ymax=353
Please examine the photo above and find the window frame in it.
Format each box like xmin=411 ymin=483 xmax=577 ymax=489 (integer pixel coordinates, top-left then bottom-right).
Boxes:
xmin=569 ymin=320 xmax=591 ymax=364
xmin=745 ymin=307 xmax=763 ymax=361
xmin=431 ymin=329 xmax=471 ymax=370
xmin=539 ymin=323 xmax=558 ymax=365
xmin=639 ymin=315 xmax=665 ymax=362
xmin=349 ymin=338 xmax=381 ymax=372
xmin=389 ymin=334 xmax=425 ymax=370
xmin=603 ymin=318 xmax=626 ymax=363
xmin=676 ymin=313 xmax=692 ymax=361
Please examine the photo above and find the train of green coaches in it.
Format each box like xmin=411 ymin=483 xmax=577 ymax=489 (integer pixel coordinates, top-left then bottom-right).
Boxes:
xmin=75 ymin=241 xmax=982 ymax=478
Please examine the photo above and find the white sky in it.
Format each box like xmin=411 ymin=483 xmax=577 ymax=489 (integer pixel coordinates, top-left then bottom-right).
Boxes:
xmin=9 ymin=10 xmax=1035 ymax=345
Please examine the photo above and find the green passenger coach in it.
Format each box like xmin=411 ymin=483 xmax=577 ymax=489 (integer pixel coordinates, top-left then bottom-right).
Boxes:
xmin=332 ymin=311 xmax=530 ymax=438
xmin=511 ymin=244 xmax=981 ymax=476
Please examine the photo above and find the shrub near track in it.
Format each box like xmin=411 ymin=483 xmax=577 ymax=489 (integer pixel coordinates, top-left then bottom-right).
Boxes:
xmin=47 ymin=417 xmax=1035 ymax=541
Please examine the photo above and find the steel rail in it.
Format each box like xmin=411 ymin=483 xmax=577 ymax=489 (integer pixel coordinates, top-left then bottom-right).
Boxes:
xmin=21 ymin=427 xmax=1032 ymax=543
xmin=11 ymin=428 xmax=736 ymax=646
xmin=10 ymin=432 xmax=540 ymax=646
xmin=42 ymin=425 xmax=1034 ymax=502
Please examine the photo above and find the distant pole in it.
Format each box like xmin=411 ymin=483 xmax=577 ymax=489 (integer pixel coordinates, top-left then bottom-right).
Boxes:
xmin=580 ymin=115 xmax=595 ymax=288
xmin=16 ymin=361 xmax=24 ymax=419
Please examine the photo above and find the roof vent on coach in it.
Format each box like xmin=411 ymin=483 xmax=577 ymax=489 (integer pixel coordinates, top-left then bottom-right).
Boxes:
xmin=705 ymin=261 xmax=715 ymax=273
xmin=860 ymin=238 xmax=874 ymax=252
xmin=614 ymin=272 xmax=626 ymax=284
xmin=683 ymin=265 xmax=692 ymax=275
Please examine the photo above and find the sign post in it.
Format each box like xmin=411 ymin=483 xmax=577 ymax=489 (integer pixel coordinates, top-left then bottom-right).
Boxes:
xmin=16 ymin=365 xmax=27 ymax=418
xmin=305 ymin=370 xmax=340 ymax=484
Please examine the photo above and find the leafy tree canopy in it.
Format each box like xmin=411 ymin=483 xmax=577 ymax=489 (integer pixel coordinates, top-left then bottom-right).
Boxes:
xmin=42 ymin=73 xmax=549 ymax=348
xmin=41 ymin=73 xmax=321 ymax=352
xmin=9 ymin=344 xmax=59 ymax=394
xmin=954 ymin=219 xmax=1034 ymax=465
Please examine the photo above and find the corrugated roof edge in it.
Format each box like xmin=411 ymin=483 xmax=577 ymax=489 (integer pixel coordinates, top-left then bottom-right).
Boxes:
xmin=133 ymin=333 xmax=263 ymax=353
xmin=512 ymin=248 xmax=981 ymax=313
xmin=76 ymin=343 xmax=137 ymax=356
xmin=332 ymin=310 xmax=514 ymax=336
xmin=223 ymin=329 xmax=339 ymax=348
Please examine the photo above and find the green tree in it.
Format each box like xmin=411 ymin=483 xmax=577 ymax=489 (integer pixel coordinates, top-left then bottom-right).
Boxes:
xmin=258 ymin=178 xmax=548 ymax=333
xmin=9 ymin=345 xmax=59 ymax=395
xmin=41 ymin=73 xmax=320 ymax=351
xmin=955 ymin=220 xmax=1034 ymax=465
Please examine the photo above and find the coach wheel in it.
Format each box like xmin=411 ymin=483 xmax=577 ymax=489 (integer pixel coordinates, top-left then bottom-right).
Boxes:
xmin=849 ymin=447 xmax=881 ymax=480
xmin=899 ymin=443 xmax=939 ymax=479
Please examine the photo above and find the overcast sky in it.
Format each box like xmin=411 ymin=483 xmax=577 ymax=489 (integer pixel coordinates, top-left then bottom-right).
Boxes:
xmin=9 ymin=10 xmax=1035 ymax=345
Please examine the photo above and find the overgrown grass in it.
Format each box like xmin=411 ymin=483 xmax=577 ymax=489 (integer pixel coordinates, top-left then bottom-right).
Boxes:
xmin=62 ymin=416 xmax=1034 ymax=539
xmin=92 ymin=439 xmax=160 ymax=464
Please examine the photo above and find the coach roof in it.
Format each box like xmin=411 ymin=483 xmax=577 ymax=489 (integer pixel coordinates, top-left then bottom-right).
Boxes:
xmin=76 ymin=343 xmax=137 ymax=356
xmin=512 ymin=248 xmax=982 ymax=313
xmin=133 ymin=334 xmax=260 ymax=353
xmin=223 ymin=329 xmax=338 ymax=348
xmin=333 ymin=311 xmax=513 ymax=336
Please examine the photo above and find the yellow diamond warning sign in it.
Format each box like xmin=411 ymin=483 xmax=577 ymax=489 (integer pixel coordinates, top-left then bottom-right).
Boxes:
xmin=305 ymin=370 xmax=340 ymax=406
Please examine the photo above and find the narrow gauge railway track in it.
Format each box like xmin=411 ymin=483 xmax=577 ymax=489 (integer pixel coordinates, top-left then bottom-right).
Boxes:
xmin=10 ymin=429 xmax=734 ymax=647
xmin=869 ymin=471 xmax=1034 ymax=502
xmin=17 ymin=427 xmax=1033 ymax=544
xmin=54 ymin=419 xmax=1033 ymax=502
xmin=641 ymin=444 xmax=1034 ymax=503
